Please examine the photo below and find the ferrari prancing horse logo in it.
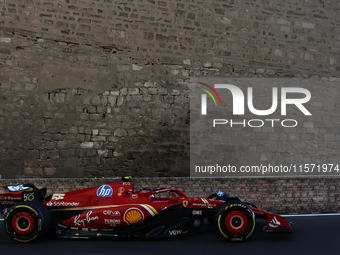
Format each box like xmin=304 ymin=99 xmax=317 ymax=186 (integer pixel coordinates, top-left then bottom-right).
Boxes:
xmin=183 ymin=201 xmax=188 ymax=207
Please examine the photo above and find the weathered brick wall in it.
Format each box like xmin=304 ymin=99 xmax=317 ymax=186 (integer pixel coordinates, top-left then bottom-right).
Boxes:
xmin=0 ymin=0 xmax=339 ymax=178
xmin=1 ymin=177 xmax=339 ymax=214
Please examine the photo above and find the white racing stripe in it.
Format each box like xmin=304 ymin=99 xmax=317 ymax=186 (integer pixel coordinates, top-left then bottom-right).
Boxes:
xmin=140 ymin=204 xmax=156 ymax=217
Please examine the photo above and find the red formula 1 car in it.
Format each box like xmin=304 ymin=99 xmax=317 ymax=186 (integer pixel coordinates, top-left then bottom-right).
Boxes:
xmin=0 ymin=177 xmax=292 ymax=243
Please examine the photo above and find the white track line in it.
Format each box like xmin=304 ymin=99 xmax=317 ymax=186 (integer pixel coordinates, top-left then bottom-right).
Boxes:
xmin=281 ymin=213 xmax=340 ymax=217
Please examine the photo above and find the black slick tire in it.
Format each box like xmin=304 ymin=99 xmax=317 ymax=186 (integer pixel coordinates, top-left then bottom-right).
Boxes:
xmin=214 ymin=201 xmax=255 ymax=241
xmin=4 ymin=201 xmax=51 ymax=243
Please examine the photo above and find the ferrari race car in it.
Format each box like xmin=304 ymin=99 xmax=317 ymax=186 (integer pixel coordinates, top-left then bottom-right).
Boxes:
xmin=0 ymin=177 xmax=292 ymax=243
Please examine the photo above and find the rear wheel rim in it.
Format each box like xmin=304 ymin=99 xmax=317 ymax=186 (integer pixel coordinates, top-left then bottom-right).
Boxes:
xmin=11 ymin=212 xmax=35 ymax=235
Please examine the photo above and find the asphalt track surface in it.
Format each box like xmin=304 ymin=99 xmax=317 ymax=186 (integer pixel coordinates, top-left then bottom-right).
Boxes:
xmin=1 ymin=214 xmax=340 ymax=255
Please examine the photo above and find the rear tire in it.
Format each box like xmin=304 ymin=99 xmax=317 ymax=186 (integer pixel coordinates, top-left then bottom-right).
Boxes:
xmin=214 ymin=201 xmax=255 ymax=241
xmin=4 ymin=201 xmax=51 ymax=243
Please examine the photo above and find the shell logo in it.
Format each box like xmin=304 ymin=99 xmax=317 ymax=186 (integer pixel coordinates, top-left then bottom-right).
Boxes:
xmin=124 ymin=208 xmax=144 ymax=225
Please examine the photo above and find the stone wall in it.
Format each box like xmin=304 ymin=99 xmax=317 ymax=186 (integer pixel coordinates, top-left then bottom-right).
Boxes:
xmin=1 ymin=177 xmax=339 ymax=214
xmin=0 ymin=0 xmax=340 ymax=178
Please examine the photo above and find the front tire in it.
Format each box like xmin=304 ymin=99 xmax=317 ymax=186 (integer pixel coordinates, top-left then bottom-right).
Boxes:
xmin=206 ymin=192 xmax=230 ymax=224
xmin=4 ymin=202 xmax=51 ymax=243
xmin=214 ymin=201 xmax=255 ymax=241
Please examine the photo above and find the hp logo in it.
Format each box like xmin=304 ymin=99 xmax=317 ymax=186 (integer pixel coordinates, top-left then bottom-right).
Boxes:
xmin=97 ymin=185 xmax=113 ymax=197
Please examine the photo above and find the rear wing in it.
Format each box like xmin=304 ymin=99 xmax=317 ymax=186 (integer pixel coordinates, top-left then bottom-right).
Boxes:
xmin=2 ymin=183 xmax=47 ymax=202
